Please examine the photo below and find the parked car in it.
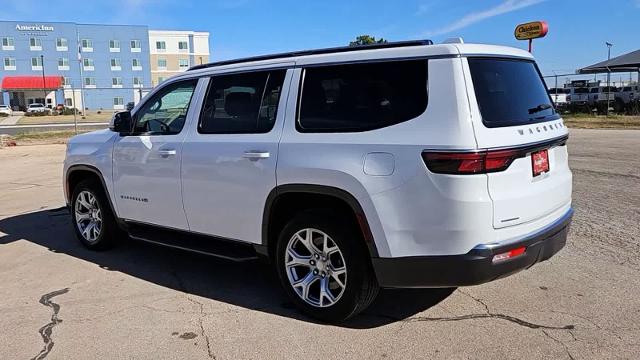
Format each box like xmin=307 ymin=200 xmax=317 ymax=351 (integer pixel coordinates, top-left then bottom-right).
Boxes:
xmin=548 ymin=87 xmax=569 ymax=109
xmin=0 ymin=104 xmax=12 ymax=116
xmin=616 ymin=85 xmax=638 ymax=105
xmin=26 ymin=103 xmax=48 ymax=113
xmin=63 ymin=39 xmax=573 ymax=322
xmin=567 ymin=87 xmax=590 ymax=109
xmin=588 ymin=86 xmax=618 ymax=110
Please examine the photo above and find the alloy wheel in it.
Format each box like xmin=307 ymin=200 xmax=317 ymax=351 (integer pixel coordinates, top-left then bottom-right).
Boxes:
xmin=74 ymin=190 xmax=102 ymax=243
xmin=284 ymin=228 xmax=347 ymax=307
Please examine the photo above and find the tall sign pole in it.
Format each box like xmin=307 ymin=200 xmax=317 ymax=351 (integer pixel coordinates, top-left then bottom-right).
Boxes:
xmin=515 ymin=21 xmax=549 ymax=53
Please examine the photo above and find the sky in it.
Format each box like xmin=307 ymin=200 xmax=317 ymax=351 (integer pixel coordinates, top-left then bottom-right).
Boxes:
xmin=2 ymin=0 xmax=639 ymax=83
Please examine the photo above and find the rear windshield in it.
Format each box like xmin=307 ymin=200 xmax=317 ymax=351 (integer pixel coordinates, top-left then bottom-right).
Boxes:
xmin=468 ymin=58 xmax=559 ymax=128
xmin=574 ymin=88 xmax=589 ymax=94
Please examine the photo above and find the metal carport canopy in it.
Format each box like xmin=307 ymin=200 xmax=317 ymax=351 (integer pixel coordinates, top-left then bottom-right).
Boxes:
xmin=578 ymin=49 xmax=640 ymax=74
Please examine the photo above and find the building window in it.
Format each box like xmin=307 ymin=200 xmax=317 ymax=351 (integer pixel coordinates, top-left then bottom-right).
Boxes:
xmin=63 ymin=77 xmax=72 ymax=87
xmin=157 ymin=58 xmax=167 ymax=69
xmin=156 ymin=41 xmax=166 ymax=51
xmin=113 ymin=97 xmax=124 ymax=109
xmin=178 ymin=41 xmax=188 ymax=51
xmin=132 ymin=58 xmax=142 ymax=70
xmin=157 ymin=77 xmax=165 ymax=84
xmin=65 ymin=98 xmax=73 ymax=107
xmin=112 ymin=77 xmax=123 ymax=87
xmin=179 ymin=59 xmax=189 ymax=69
xmin=84 ymin=77 xmax=96 ymax=86
xmin=109 ymin=39 xmax=120 ymax=52
xmin=3 ymin=57 xmax=16 ymax=70
xmin=82 ymin=58 xmax=95 ymax=70
xmin=31 ymin=57 xmax=43 ymax=70
xmin=130 ymin=39 xmax=141 ymax=52
xmin=111 ymin=58 xmax=121 ymax=70
xmin=133 ymin=76 xmax=143 ymax=87
xmin=2 ymin=37 xmax=14 ymax=50
xmin=58 ymin=57 xmax=69 ymax=70
xmin=56 ymin=38 xmax=68 ymax=51
xmin=81 ymin=39 xmax=93 ymax=51
xmin=30 ymin=37 xmax=42 ymax=50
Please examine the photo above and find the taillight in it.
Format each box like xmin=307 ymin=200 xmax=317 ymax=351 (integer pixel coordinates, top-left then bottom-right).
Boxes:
xmin=422 ymin=149 xmax=518 ymax=175
xmin=566 ymin=95 xmax=571 ymax=101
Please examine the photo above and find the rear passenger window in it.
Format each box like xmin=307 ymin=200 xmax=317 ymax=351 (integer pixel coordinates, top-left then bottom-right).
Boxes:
xmin=298 ymin=60 xmax=428 ymax=132
xmin=199 ymin=70 xmax=286 ymax=134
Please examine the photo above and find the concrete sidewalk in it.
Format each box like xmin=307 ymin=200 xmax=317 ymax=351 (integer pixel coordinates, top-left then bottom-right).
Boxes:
xmin=0 ymin=115 xmax=22 ymax=126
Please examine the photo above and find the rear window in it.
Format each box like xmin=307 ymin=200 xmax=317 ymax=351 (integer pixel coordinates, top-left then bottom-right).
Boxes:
xmin=468 ymin=58 xmax=559 ymax=128
xmin=298 ymin=60 xmax=428 ymax=132
xmin=574 ymin=88 xmax=589 ymax=94
xmin=623 ymin=87 xmax=632 ymax=91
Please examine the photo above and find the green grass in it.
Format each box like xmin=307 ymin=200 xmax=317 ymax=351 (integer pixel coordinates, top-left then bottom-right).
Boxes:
xmin=563 ymin=115 xmax=640 ymax=129
xmin=17 ymin=112 xmax=112 ymax=125
xmin=13 ymin=130 xmax=90 ymax=142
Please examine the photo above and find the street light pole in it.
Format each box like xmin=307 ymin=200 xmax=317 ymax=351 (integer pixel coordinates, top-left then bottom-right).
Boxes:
xmin=606 ymin=42 xmax=613 ymax=117
xmin=40 ymin=54 xmax=47 ymax=107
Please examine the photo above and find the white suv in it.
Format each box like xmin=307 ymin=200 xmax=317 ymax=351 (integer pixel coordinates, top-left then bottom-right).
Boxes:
xmin=63 ymin=40 xmax=573 ymax=322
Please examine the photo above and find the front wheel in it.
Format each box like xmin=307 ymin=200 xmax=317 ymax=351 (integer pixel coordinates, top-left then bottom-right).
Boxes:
xmin=70 ymin=179 xmax=120 ymax=250
xmin=275 ymin=210 xmax=379 ymax=322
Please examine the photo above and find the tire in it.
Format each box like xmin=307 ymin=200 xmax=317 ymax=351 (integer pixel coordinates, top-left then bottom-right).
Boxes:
xmin=275 ymin=209 xmax=379 ymax=322
xmin=70 ymin=179 xmax=121 ymax=250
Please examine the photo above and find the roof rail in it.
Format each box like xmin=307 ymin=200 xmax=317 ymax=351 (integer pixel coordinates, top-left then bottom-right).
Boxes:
xmin=188 ymin=39 xmax=433 ymax=71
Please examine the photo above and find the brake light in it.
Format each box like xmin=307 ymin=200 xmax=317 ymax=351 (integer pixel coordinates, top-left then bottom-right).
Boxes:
xmin=422 ymin=149 xmax=518 ymax=174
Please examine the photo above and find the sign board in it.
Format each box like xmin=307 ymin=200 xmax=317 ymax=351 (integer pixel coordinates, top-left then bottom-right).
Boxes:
xmin=514 ymin=21 xmax=548 ymax=40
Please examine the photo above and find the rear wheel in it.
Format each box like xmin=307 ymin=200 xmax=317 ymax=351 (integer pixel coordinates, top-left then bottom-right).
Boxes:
xmin=275 ymin=210 xmax=379 ymax=322
xmin=71 ymin=179 xmax=120 ymax=250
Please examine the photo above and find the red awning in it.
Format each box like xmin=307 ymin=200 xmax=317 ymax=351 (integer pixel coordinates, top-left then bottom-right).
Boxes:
xmin=1 ymin=76 xmax=63 ymax=90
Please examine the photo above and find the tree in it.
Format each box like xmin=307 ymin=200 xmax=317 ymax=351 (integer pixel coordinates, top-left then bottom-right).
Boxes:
xmin=349 ymin=35 xmax=388 ymax=46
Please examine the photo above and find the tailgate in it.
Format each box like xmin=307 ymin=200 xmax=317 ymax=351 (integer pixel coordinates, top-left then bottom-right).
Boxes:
xmin=486 ymin=137 xmax=572 ymax=228
xmin=466 ymin=57 xmax=572 ymax=228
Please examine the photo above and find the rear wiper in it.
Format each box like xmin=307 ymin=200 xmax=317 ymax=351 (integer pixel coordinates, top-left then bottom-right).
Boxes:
xmin=528 ymin=103 xmax=553 ymax=114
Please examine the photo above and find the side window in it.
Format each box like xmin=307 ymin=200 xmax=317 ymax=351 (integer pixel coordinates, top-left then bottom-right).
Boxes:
xmin=198 ymin=70 xmax=286 ymax=134
xmin=133 ymin=79 xmax=198 ymax=135
xmin=298 ymin=60 xmax=428 ymax=132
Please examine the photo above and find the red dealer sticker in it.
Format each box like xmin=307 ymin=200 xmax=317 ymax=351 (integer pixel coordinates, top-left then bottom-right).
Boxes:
xmin=531 ymin=149 xmax=549 ymax=177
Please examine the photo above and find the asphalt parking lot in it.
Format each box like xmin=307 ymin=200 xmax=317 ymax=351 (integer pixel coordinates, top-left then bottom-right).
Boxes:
xmin=1 ymin=128 xmax=639 ymax=359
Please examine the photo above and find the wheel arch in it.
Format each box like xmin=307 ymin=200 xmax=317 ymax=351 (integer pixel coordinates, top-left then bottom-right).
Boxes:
xmin=261 ymin=184 xmax=379 ymax=262
xmin=65 ymin=165 xmax=119 ymax=219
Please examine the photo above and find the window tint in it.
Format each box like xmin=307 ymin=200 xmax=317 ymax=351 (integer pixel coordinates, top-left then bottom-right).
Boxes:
xmin=133 ymin=79 xmax=197 ymax=135
xmin=198 ymin=70 xmax=286 ymax=134
xmin=298 ymin=60 xmax=427 ymax=132
xmin=468 ymin=58 xmax=559 ymax=128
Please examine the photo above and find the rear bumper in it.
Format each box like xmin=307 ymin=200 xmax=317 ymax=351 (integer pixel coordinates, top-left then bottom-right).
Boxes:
xmin=372 ymin=207 xmax=573 ymax=288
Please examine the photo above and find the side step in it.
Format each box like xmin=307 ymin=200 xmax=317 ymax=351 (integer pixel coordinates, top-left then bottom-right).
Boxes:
xmin=126 ymin=222 xmax=259 ymax=262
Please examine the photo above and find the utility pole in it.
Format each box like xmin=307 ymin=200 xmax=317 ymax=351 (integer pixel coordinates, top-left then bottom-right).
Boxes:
xmin=606 ymin=42 xmax=613 ymax=117
xmin=77 ymin=31 xmax=86 ymax=116
xmin=40 ymin=55 xmax=47 ymax=106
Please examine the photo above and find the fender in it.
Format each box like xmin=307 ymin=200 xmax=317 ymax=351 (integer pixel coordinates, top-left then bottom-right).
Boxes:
xmin=65 ymin=165 xmax=122 ymax=226
xmin=261 ymin=184 xmax=379 ymax=258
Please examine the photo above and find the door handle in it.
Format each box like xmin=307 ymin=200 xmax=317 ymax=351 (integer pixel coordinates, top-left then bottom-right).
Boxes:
xmin=158 ymin=149 xmax=177 ymax=157
xmin=243 ymin=151 xmax=270 ymax=160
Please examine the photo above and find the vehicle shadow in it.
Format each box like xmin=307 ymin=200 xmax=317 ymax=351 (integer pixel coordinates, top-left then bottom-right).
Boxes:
xmin=0 ymin=207 xmax=455 ymax=329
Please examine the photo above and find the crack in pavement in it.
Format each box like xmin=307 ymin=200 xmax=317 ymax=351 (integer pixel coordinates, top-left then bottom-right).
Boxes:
xmin=31 ymin=288 xmax=70 ymax=360
xmin=542 ymin=329 xmax=576 ymax=360
xmin=172 ymin=270 xmax=215 ymax=359
xmin=186 ymin=296 xmax=216 ymax=359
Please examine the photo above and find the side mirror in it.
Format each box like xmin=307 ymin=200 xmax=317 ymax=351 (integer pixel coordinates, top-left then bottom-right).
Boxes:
xmin=110 ymin=111 xmax=132 ymax=134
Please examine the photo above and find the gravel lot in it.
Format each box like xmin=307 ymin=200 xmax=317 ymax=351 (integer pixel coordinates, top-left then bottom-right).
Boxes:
xmin=0 ymin=128 xmax=638 ymax=359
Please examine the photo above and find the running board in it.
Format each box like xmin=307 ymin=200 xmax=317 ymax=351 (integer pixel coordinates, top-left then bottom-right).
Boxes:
xmin=126 ymin=222 xmax=259 ymax=262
